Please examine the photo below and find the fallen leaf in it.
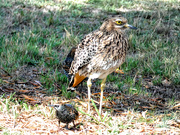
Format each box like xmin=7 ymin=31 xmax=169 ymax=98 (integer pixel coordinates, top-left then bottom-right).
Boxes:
xmin=171 ymin=103 xmax=180 ymax=109
xmin=145 ymin=85 xmax=149 ymax=89
xmin=30 ymin=81 xmax=41 ymax=86
xmin=2 ymin=80 xmax=10 ymax=83
xmin=162 ymin=79 xmax=171 ymax=86
xmin=22 ymin=95 xmax=36 ymax=101
xmin=18 ymin=90 xmax=32 ymax=93
xmin=45 ymin=57 xmax=54 ymax=61
xmin=147 ymin=81 xmax=153 ymax=86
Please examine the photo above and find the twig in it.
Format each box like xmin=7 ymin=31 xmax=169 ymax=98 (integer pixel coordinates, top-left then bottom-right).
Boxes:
xmin=0 ymin=67 xmax=11 ymax=76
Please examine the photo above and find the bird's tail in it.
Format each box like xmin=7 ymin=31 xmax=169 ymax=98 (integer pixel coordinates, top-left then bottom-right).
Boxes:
xmin=63 ymin=47 xmax=87 ymax=90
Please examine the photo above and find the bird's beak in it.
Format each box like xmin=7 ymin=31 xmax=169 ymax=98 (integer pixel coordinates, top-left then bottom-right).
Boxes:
xmin=124 ymin=24 xmax=137 ymax=30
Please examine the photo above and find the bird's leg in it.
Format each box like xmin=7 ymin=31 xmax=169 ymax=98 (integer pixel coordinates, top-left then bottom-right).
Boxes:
xmin=58 ymin=120 xmax=60 ymax=127
xmin=65 ymin=123 xmax=69 ymax=129
xmin=99 ymin=77 xmax=107 ymax=115
xmin=87 ymin=77 xmax=92 ymax=114
xmin=73 ymin=121 xmax=75 ymax=127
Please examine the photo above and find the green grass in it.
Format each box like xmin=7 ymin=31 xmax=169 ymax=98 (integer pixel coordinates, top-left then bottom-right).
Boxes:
xmin=0 ymin=0 xmax=179 ymax=134
xmin=1 ymin=0 xmax=179 ymax=85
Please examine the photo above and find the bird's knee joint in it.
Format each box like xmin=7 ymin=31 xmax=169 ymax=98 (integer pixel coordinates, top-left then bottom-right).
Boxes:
xmin=87 ymin=83 xmax=92 ymax=87
xmin=87 ymin=81 xmax=92 ymax=87
xmin=101 ymin=84 xmax=105 ymax=89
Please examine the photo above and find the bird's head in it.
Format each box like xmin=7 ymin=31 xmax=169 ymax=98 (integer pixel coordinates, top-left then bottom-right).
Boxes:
xmin=48 ymin=104 xmax=75 ymax=111
xmin=48 ymin=104 xmax=62 ymax=110
xmin=100 ymin=15 xmax=137 ymax=32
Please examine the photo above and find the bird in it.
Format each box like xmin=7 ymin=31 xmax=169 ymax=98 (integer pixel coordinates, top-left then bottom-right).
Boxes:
xmin=48 ymin=104 xmax=79 ymax=129
xmin=64 ymin=15 xmax=137 ymax=115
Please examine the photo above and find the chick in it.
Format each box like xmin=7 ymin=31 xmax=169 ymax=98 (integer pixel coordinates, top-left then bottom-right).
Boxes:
xmin=49 ymin=104 xmax=79 ymax=129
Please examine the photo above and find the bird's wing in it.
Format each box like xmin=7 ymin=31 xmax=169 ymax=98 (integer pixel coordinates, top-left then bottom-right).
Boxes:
xmin=64 ymin=104 xmax=78 ymax=115
xmin=70 ymin=30 xmax=102 ymax=74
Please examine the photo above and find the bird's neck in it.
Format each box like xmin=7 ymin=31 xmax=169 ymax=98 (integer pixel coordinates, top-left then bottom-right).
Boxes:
xmin=100 ymin=28 xmax=124 ymax=36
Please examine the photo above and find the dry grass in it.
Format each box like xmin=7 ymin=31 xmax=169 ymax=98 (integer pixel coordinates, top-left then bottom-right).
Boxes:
xmin=0 ymin=96 xmax=180 ymax=134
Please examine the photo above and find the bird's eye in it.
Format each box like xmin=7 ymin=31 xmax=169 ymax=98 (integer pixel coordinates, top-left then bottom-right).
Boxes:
xmin=116 ymin=21 xmax=122 ymax=25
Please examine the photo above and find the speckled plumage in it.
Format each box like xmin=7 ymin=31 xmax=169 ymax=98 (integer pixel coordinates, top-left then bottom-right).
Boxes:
xmin=64 ymin=15 xmax=137 ymax=114
xmin=49 ymin=104 xmax=79 ymax=129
